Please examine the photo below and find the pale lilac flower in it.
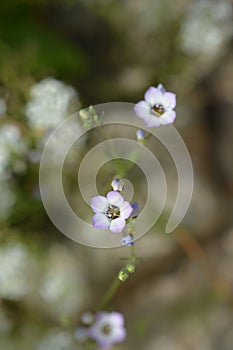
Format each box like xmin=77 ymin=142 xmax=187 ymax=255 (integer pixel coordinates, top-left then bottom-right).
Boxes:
xmin=88 ymin=311 xmax=126 ymax=349
xmin=91 ymin=191 xmax=133 ymax=234
xmin=121 ymin=234 xmax=134 ymax=247
xmin=134 ymin=84 xmax=176 ymax=127
xmin=111 ymin=178 xmax=124 ymax=192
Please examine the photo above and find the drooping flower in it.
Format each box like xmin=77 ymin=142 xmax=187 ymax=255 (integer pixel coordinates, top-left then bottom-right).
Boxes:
xmin=91 ymin=191 xmax=133 ymax=234
xmin=130 ymin=201 xmax=140 ymax=218
xmin=120 ymin=234 xmax=134 ymax=247
xmin=134 ymin=84 xmax=176 ymax=127
xmin=88 ymin=311 xmax=126 ymax=349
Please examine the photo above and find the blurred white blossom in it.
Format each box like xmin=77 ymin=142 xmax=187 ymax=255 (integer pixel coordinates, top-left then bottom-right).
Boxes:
xmin=37 ymin=329 xmax=75 ymax=350
xmin=41 ymin=119 xmax=84 ymax=160
xmin=0 ymin=123 xmax=27 ymax=176
xmin=181 ymin=0 xmax=233 ymax=56
xmin=0 ymin=98 xmax=7 ymax=116
xmin=0 ymin=242 xmax=35 ymax=300
xmin=0 ymin=124 xmax=27 ymax=220
xmin=25 ymin=77 xmax=78 ymax=130
xmin=39 ymin=245 xmax=89 ymax=317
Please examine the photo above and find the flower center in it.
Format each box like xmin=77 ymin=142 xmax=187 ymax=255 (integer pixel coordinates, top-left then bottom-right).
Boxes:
xmin=106 ymin=205 xmax=120 ymax=220
xmin=152 ymin=103 xmax=165 ymax=116
xmin=101 ymin=323 xmax=111 ymax=335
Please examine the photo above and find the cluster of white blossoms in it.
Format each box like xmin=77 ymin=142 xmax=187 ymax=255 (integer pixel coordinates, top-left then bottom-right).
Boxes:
xmin=0 ymin=124 xmax=27 ymax=176
xmin=25 ymin=77 xmax=78 ymax=130
xmin=39 ymin=245 xmax=89 ymax=317
xmin=180 ymin=0 xmax=233 ymax=56
xmin=0 ymin=242 xmax=35 ymax=300
xmin=37 ymin=329 xmax=75 ymax=350
xmin=0 ymin=124 xmax=27 ymax=220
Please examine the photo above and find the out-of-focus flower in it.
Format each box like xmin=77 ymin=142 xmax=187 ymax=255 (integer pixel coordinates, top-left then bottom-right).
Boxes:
xmin=39 ymin=245 xmax=89 ymax=317
xmin=74 ymin=326 xmax=89 ymax=342
xmin=120 ymin=234 xmax=134 ymax=247
xmin=180 ymin=0 xmax=233 ymax=57
xmin=0 ymin=98 xmax=7 ymax=116
xmin=88 ymin=311 xmax=126 ymax=349
xmin=0 ymin=124 xmax=27 ymax=176
xmin=37 ymin=329 xmax=74 ymax=350
xmin=25 ymin=77 xmax=78 ymax=130
xmin=91 ymin=191 xmax=133 ymax=233
xmin=111 ymin=178 xmax=124 ymax=192
xmin=0 ymin=242 xmax=34 ymax=300
xmin=41 ymin=120 xmax=83 ymax=161
xmin=134 ymin=84 xmax=176 ymax=127
xmin=0 ymin=124 xmax=27 ymax=220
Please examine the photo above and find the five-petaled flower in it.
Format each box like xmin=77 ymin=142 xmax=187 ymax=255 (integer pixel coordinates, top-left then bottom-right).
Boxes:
xmin=134 ymin=84 xmax=176 ymax=127
xmin=91 ymin=191 xmax=133 ymax=233
xmin=88 ymin=311 xmax=126 ymax=349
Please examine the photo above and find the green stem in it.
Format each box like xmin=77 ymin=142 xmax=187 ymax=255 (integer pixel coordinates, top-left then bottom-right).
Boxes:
xmin=98 ymin=276 xmax=121 ymax=310
xmin=130 ymin=244 xmax=136 ymax=262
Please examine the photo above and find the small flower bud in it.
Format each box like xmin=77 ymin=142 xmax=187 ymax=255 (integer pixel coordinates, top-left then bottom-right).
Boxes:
xmin=126 ymin=263 xmax=136 ymax=274
xmin=130 ymin=202 xmax=139 ymax=218
xmin=118 ymin=269 xmax=129 ymax=282
xmin=136 ymin=129 xmax=146 ymax=141
xmin=157 ymin=83 xmax=166 ymax=93
xmin=79 ymin=109 xmax=89 ymax=121
xmin=111 ymin=178 xmax=124 ymax=192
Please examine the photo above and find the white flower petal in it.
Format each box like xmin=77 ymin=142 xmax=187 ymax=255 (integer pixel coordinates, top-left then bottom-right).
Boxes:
xmin=146 ymin=116 xmax=161 ymax=128
xmin=120 ymin=201 xmax=133 ymax=219
xmin=134 ymin=102 xmax=159 ymax=128
xmin=163 ymin=92 xmax=176 ymax=110
xmin=109 ymin=218 xmax=126 ymax=233
xmin=144 ymin=87 xmax=163 ymax=106
xmin=159 ymin=111 xmax=176 ymax=125
xmin=92 ymin=213 xmax=110 ymax=229
xmin=134 ymin=101 xmax=151 ymax=118
xmin=106 ymin=191 xmax=124 ymax=207
xmin=91 ymin=196 xmax=109 ymax=213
